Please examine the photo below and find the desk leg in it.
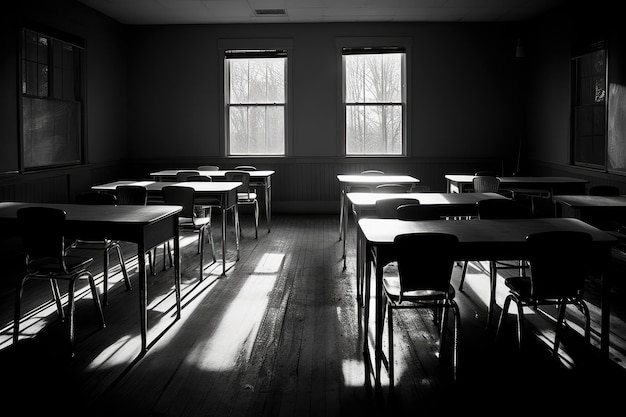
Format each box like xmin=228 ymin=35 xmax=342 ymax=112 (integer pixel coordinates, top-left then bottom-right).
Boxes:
xmin=265 ymin=178 xmax=271 ymax=232
xmin=174 ymin=229 xmax=181 ymax=319
xmin=601 ymin=266 xmax=612 ymax=358
xmin=488 ymin=260 xmax=497 ymax=328
xmin=221 ymin=207 xmax=227 ymax=276
xmin=234 ymin=205 xmax=240 ymax=261
xmin=138 ymin=242 xmax=148 ymax=354
xmin=339 ymin=187 xmax=346 ymax=241
xmin=374 ymin=252 xmax=384 ymax=388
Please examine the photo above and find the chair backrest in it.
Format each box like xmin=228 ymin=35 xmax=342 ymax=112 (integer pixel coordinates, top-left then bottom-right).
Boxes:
xmin=116 ymin=185 xmax=148 ymax=205
xmin=361 ymin=170 xmax=384 ymax=175
xmin=234 ymin=165 xmax=256 ymax=171
xmin=186 ymin=175 xmax=212 ymax=182
xmin=589 ymin=185 xmax=619 ymax=196
xmin=375 ymin=198 xmax=420 ymax=219
xmin=224 ymin=170 xmax=251 ymax=197
xmin=472 ymin=175 xmax=500 ymax=193
xmin=475 ymin=170 xmax=498 ymax=177
xmin=348 ymin=185 xmax=372 ymax=193
xmin=397 ymin=203 xmax=443 ymax=220
xmin=375 ymin=183 xmax=411 ymax=193
xmin=76 ymin=191 xmax=118 ymax=205
xmin=162 ymin=186 xmax=196 ymax=218
xmin=412 ymin=185 xmax=431 ymax=193
xmin=176 ymin=170 xmax=201 ymax=181
xmin=526 ymin=231 xmax=592 ymax=300
xmin=476 ymin=198 xmax=532 ymax=219
xmin=197 ymin=165 xmax=219 ymax=171
xmin=17 ymin=207 xmax=68 ymax=272
xmin=395 ymin=233 xmax=459 ymax=297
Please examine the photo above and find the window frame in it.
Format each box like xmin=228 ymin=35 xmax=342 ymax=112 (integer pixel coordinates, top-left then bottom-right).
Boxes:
xmin=219 ymin=38 xmax=293 ymax=158
xmin=19 ymin=24 xmax=86 ymax=171
xmin=337 ymin=37 xmax=411 ymax=157
xmin=570 ymin=39 xmax=608 ymax=170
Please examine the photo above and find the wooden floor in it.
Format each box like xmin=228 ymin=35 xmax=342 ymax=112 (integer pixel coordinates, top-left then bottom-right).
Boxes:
xmin=1 ymin=212 xmax=626 ymax=416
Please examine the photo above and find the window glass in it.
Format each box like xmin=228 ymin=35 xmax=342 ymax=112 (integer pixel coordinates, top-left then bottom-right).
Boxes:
xmin=344 ymin=52 xmax=405 ymax=155
xmin=226 ymin=52 xmax=286 ymax=155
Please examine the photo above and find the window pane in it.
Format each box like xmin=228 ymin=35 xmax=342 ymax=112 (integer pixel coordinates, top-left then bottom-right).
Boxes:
xmin=227 ymin=54 xmax=286 ymax=155
xmin=344 ymin=52 xmax=404 ymax=155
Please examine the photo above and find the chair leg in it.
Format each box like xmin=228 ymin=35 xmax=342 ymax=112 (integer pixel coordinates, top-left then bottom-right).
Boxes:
xmin=207 ymin=222 xmax=216 ymax=262
xmin=387 ymin=303 xmax=394 ymax=390
xmin=103 ymin=247 xmax=110 ymax=306
xmin=114 ymin=244 xmax=131 ymax=291
xmin=496 ymin=295 xmax=513 ymax=343
xmin=451 ymin=301 xmax=460 ymax=381
xmin=439 ymin=303 xmax=449 ymax=356
xmin=148 ymin=249 xmax=156 ymax=275
xmin=514 ymin=300 xmax=524 ymax=351
xmin=254 ymin=200 xmax=259 ymax=239
xmin=13 ymin=277 xmax=27 ymax=344
xmin=554 ymin=301 xmax=568 ymax=356
xmin=459 ymin=260 xmax=468 ymax=290
xmin=86 ymin=272 xmax=106 ymax=329
xmin=50 ymin=279 xmax=65 ymax=320
xmin=199 ymin=228 xmax=204 ymax=282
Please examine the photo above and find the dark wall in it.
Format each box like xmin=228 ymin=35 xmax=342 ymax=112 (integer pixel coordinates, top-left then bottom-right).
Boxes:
xmin=524 ymin=0 xmax=626 ymax=191
xmin=125 ymin=22 xmax=525 ymax=162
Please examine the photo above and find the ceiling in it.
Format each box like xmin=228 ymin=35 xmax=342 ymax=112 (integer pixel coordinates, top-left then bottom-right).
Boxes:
xmin=75 ymin=0 xmax=567 ymax=25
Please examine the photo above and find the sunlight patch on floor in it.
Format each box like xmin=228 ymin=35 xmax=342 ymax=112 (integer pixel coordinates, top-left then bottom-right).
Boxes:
xmin=187 ymin=273 xmax=276 ymax=371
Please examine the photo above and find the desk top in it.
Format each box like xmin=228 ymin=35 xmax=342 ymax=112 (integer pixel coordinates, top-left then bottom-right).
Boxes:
xmin=151 ymin=169 xmax=274 ymax=178
xmin=0 ymin=201 xmax=181 ymax=224
xmin=445 ymin=175 xmax=588 ymax=185
xmin=347 ymin=192 xmax=505 ymax=207
xmin=359 ymin=217 xmax=615 ymax=246
xmin=553 ymin=194 xmax=626 ymax=208
xmin=337 ymin=174 xmax=420 ymax=184
xmin=93 ymin=180 xmax=242 ymax=193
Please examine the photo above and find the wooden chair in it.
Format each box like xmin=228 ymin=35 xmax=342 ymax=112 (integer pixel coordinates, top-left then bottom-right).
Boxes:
xmin=382 ymin=232 xmax=460 ymax=386
xmin=116 ymin=185 xmax=160 ymax=276
xmin=176 ymin=170 xmax=201 ymax=181
xmin=459 ymin=198 xmax=532 ymax=291
xmin=496 ymin=231 xmax=592 ymax=356
xmin=14 ymin=207 xmax=105 ymax=356
xmin=375 ymin=183 xmax=412 ymax=193
xmin=162 ymin=185 xmax=215 ymax=281
xmin=234 ymin=165 xmax=256 ymax=171
xmin=197 ymin=165 xmax=220 ymax=171
xmin=589 ymin=185 xmax=620 ymax=196
xmin=225 ymin=170 xmax=259 ymax=239
xmin=396 ymin=203 xmax=444 ymax=220
xmin=375 ymin=198 xmax=420 ymax=219
xmin=72 ymin=191 xmax=131 ymax=306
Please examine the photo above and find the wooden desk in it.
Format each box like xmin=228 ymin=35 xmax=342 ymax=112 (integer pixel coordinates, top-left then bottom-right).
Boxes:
xmin=150 ymin=169 xmax=275 ymax=233
xmin=0 ymin=202 xmax=182 ymax=354
xmin=346 ymin=191 xmax=508 ymax=301
xmin=554 ymin=194 xmax=626 ymax=232
xmin=554 ymin=194 xmax=626 ymax=217
xmin=336 ymin=174 xmax=420 ymax=267
xmin=445 ymin=174 xmax=588 ymax=195
xmin=92 ymin=180 xmax=241 ymax=276
xmin=358 ymin=217 xmax=615 ymax=388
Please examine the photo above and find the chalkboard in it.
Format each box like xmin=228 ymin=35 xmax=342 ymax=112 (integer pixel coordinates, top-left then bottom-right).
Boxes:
xmin=21 ymin=96 xmax=81 ymax=169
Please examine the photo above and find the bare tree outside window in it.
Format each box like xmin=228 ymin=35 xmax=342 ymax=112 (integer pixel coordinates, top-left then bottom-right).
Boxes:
xmin=344 ymin=52 xmax=405 ymax=155
xmin=227 ymin=54 xmax=286 ymax=155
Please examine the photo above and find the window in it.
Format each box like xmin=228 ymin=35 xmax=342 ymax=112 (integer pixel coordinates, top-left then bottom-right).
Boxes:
xmin=225 ymin=49 xmax=286 ymax=156
xmin=21 ymin=27 xmax=84 ymax=170
xmin=571 ymin=41 xmax=606 ymax=169
xmin=343 ymin=47 xmax=406 ymax=156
